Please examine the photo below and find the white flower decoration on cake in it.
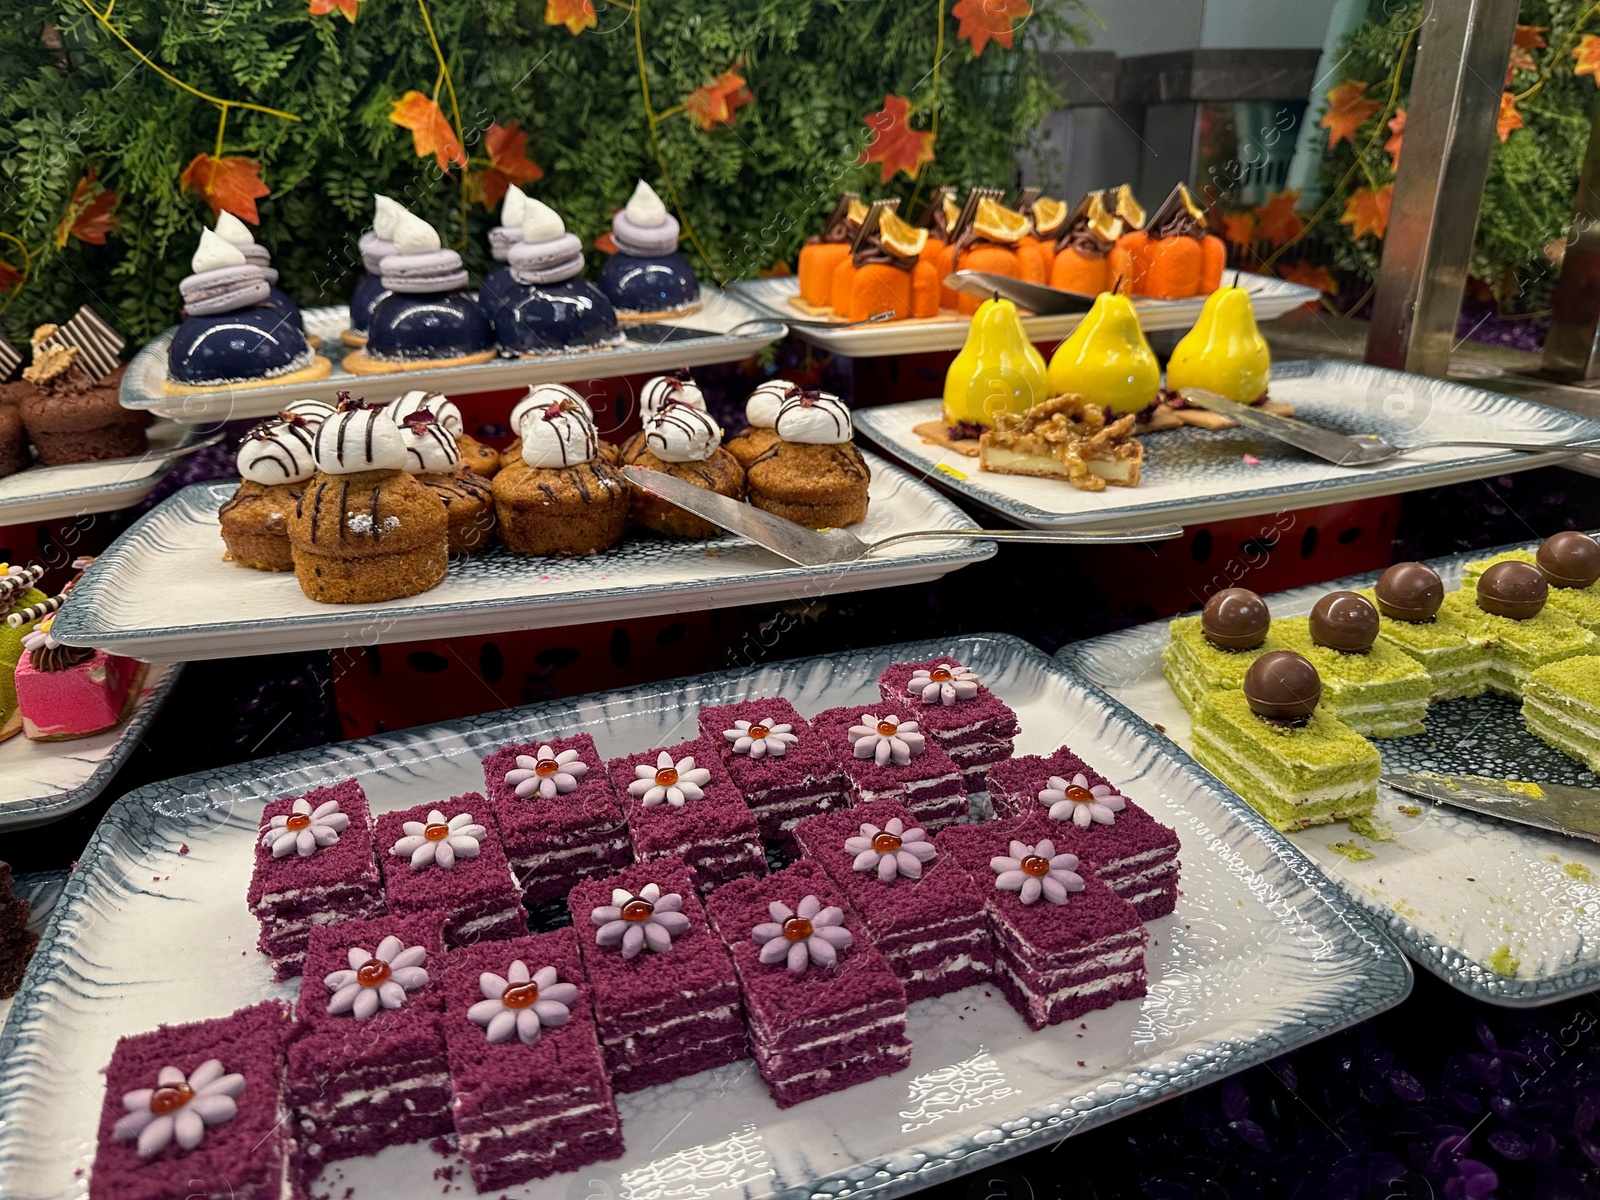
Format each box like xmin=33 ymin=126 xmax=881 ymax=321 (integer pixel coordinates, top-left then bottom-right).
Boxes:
xmin=909 ymin=662 xmax=981 ymax=707
xmin=324 ymin=935 xmax=429 ymax=1020
xmin=591 ymin=883 xmax=691 ymax=957
xmin=260 ymin=796 xmax=350 ymax=859
xmin=468 ymin=961 xmax=577 ymax=1045
xmin=843 ymin=817 xmax=937 ymax=882
xmin=1038 ymin=773 xmax=1127 ymax=827
xmin=723 ymin=717 xmax=799 ymax=759
xmin=504 ymin=745 xmax=589 ymax=799
xmin=990 ymin=839 xmax=1085 ymax=906
xmin=629 ymin=751 xmax=710 ymax=807
xmin=752 ymin=895 xmax=853 ymax=973
xmin=390 ymin=809 xmax=485 ymax=870
xmin=848 ymin=714 xmax=925 ymax=766
xmin=113 ymin=1059 xmax=246 ymax=1159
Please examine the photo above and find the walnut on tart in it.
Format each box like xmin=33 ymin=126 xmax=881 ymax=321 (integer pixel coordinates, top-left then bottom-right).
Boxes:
xmin=977 ymin=393 xmax=1143 ymax=492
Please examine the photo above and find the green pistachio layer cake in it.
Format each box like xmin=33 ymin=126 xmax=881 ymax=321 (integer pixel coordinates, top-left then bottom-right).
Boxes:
xmin=1444 ymin=588 xmax=1596 ymax=697
xmin=1359 ymin=587 xmax=1485 ymax=701
xmin=1465 ymin=549 xmax=1600 ymax=634
xmin=1162 ymin=615 xmax=1285 ymax=714
xmin=1192 ymin=689 xmax=1381 ymax=832
xmin=1270 ymin=618 xmax=1431 ymax=738
xmin=1523 ymin=656 xmax=1600 ymax=773
xmin=1 ymin=585 xmax=47 ymax=727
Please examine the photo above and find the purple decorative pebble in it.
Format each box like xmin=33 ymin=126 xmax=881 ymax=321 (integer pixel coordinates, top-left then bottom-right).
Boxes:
xmin=696 ymin=698 xmax=848 ymax=842
xmin=877 ymin=659 xmax=1019 ymax=791
xmin=567 ymin=856 xmax=745 ymax=1091
xmin=375 ymin=794 xmax=527 ymax=947
xmin=439 ymin=929 xmax=623 ymax=1191
xmin=793 ymin=799 xmax=994 ymax=1001
xmin=90 ymin=1001 xmax=295 ymax=1200
xmin=810 ymin=706 xmax=967 ymax=831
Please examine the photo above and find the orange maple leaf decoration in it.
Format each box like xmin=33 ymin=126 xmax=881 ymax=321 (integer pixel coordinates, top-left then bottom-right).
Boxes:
xmin=474 ymin=122 xmax=544 ymax=211
xmin=545 ymin=0 xmax=596 ymax=35
xmin=54 ymin=166 xmax=119 ymax=247
xmin=951 ymin=0 xmax=1032 ymax=58
xmin=1252 ymin=189 xmax=1303 ymax=247
xmin=1341 ymin=184 xmax=1393 ymax=241
xmin=1497 ymin=92 xmax=1523 ymax=142
xmin=1278 ymin=260 xmax=1338 ymax=295
xmin=308 ymin=0 xmax=360 ymax=21
xmin=1576 ymin=34 xmax=1600 ymax=84
xmin=0 ymin=259 xmax=23 ymax=294
xmin=1384 ymin=109 xmax=1405 ymax=172
xmin=180 ymin=154 xmax=271 ymax=224
xmin=858 ymin=95 xmax=935 ymax=183
xmin=1221 ymin=211 xmax=1257 ymax=247
xmin=1320 ymin=80 xmax=1381 ymax=147
xmin=390 ymin=91 xmax=467 ymax=172
xmin=1505 ymin=24 xmax=1547 ymax=82
xmin=685 ymin=69 xmax=753 ymax=131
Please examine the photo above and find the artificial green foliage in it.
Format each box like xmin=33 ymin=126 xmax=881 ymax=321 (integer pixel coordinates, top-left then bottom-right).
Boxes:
xmin=1310 ymin=0 xmax=1595 ymax=312
xmin=0 ymin=0 xmax=1086 ymax=343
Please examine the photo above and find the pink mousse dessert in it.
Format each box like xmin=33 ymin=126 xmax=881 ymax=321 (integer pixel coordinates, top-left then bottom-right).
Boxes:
xmin=15 ymin=617 xmax=138 ymax=741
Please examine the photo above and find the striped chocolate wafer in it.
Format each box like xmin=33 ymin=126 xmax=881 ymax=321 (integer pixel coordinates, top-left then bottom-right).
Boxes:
xmin=40 ymin=306 xmax=125 ymax=383
xmin=0 ymin=335 xmax=19 ymax=384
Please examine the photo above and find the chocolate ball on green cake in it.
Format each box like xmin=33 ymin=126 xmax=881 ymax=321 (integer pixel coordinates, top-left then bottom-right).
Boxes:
xmin=1309 ymin=590 xmax=1379 ymax=653
xmin=1244 ymin=650 xmax=1322 ymax=722
xmin=1374 ymin=562 xmax=1443 ymax=622
xmin=1477 ymin=560 xmax=1548 ymax=620
xmin=1537 ymin=532 xmax=1600 ymax=590
xmin=1202 ymin=588 xmax=1269 ymax=650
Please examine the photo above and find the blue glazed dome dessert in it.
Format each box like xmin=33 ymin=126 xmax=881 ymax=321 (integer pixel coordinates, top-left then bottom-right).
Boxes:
xmin=597 ymin=180 xmax=701 ymax=320
xmin=211 ymin=211 xmax=307 ymax=337
xmin=164 ymin=229 xmax=330 ymax=395
xmin=343 ymin=194 xmax=404 ymax=348
xmin=495 ymin=197 xmax=621 ymax=356
xmin=344 ymin=210 xmax=497 ymax=374
xmin=479 ymin=184 xmax=530 ymax=321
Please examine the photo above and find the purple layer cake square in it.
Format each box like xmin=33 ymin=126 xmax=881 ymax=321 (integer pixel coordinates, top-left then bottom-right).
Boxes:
xmin=704 ymin=859 xmax=911 ymax=1108
xmin=607 ymin=738 xmax=767 ymax=892
xmin=811 ymin=705 xmax=968 ymax=831
xmin=246 ymin=779 xmax=383 ymax=980
xmin=987 ymin=748 xmax=1180 ymax=920
xmin=937 ymin=820 xmax=1147 ymax=1029
xmin=568 ymin=856 xmax=745 ymax=1091
xmin=793 ymin=800 xmax=993 ymax=1001
xmin=441 ymin=929 xmax=623 ymax=1191
xmin=878 ymin=658 xmax=1019 ymax=790
xmin=90 ymin=1000 xmax=295 ymax=1200
xmin=697 ymin=697 xmax=848 ymax=842
xmin=482 ymin=733 xmax=632 ymax=906
xmin=376 ymin=793 xmax=526 ymax=947
xmin=287 ymin=911 xmax=450 ymax=1185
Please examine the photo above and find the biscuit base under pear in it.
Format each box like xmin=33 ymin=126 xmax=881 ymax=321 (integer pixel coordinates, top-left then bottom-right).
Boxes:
xmin=914 ymin=396 xmax=1295 ymax=455
xmin=218 ymin=479 xmax=302 ymax=572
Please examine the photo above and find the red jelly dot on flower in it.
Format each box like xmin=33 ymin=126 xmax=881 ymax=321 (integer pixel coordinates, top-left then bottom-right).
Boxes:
xmin=748 ymin=724 xmax=769 ymax=739
xmin=285 ymin=813 xmax=311 ymax=832
xmin=356 ymin=958 xmax=391 ymax=987
xmin=929 ymin=666 xmax=952 ymax=682
xmin=1065 ymin=785 xmax=1094 ymax=804
xmin=620 ymin=899 xmax=655 ymax=922
xmin=1021 ymin=855 xmax=1051 ymax=877
xmin=782 ymin=916 xmax=814 ymax=941
xmin=149 ymin=1083 xmax=194 ymax=1115
xmin=655 ymin=767 xmax=678 ymax=787
xmin=875 ymin=720 xmax=897 ymax=737
xmin=500 ymin=981 xmax=539 ymax=1009
xmin=871 ymin=831 xmax=902 ymax=853
xmin=535 ymin=759 xmax=559 ymax=777
xmin=424 ymin=823 xmax=450 ymax=842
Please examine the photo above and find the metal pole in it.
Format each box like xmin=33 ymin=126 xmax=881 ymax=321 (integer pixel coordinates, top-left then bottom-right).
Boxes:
xmin=1541 ymin=93 xmax=1600 ymax=383
xmin=1365 ymin=0 xmax=1518 ymax=377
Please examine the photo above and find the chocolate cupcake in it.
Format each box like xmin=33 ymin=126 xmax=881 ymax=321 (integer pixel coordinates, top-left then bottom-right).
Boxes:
xmin=219 ymin=414 xmax=318 ymax=571
xmin=396 ymin=408 xmax=496 ymax=554
xmin=622 ymin=401 xmax=744 ymax=538
xmin=389 ymin=389 xmax=499 ymax=479
xmin=502 ymin=384 xmax=619 ymax=468
xmin=494 ymin=198 xmax=621 ymax=356
xmin=16 ymin=336 xmax=148 ymax=465
xmin=287 ymin=397 xmax=449 ymax=603
xmin=597 ymin=181 xmax=701 ymax=319
xmin=0 ymin=400 xmax=28 ymax=478
xmin=744 ymin=390 xmax=870 ymax=528
xmin=344 ymin=194 xmax=403 ymax=348
xmin=725 ymin=379 xmax=798 ymax=469
xmin=492 ymin=400 xmax=629 ymax=555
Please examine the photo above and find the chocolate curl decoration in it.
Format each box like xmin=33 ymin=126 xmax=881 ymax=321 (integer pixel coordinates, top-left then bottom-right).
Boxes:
xmin=6 ymin=591 xmax=66 ymax=628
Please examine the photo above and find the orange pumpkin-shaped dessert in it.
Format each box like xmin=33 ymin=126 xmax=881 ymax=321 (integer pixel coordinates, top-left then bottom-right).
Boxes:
xmin=1019 ymin=195 xmax=1068 ymax=280
xmin=1049 ymin=191 xmax=1122 ymax=296
xmin=1131 ymin=183 xmax=1225 ymax=300
xmin=797 ymin=194 xmax=865 ymax=310
xmin=952 ymin=199 xmax=1042 ymax=314
xmin=836 ymin=211 xmax=939 ymax=321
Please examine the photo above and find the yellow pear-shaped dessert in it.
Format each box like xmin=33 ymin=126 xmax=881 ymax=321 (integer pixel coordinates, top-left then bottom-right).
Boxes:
xmin=943 ymin=297 xmax=1048 ymax=428
xmin=1165 ymin=286 xmax=1270 ymax=404
xmin=1045 ymin=292 xmax=1160 ymax=415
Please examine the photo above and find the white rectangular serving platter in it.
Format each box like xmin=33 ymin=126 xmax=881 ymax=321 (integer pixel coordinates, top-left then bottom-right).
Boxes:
xmin=0 ymin=663 xmax=180 ymax=831
xmin=726 ymin=271 xmax=1318 ymax=357
xmin=0 ymin=634 xmax=1409 ymax=1200
xmin=853 ymin=360 xmax=1600 ymax=530
xmin=120 ymin=287 xmax=785 ymax=425
xmin=48 ymin=452 xmax=990 ymax=662
xmin=1059 ymin=540 xmax=1600 ymax=1006
xmin=0 ymin=419 xmax=204 ymax=525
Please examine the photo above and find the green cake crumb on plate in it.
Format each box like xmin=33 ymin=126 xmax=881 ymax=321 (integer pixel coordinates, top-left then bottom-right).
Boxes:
xmin=1359 ymin=587 xmax=1486 ymax=701
xmin=1445 ymin=588 xmax=1597 ymax=697
xmin=1523 ymin=655 xmax=1600 ymax=773
xmin=1192 ymin=689 xmax=1380 ymax=832
xmin=1348 ymin=815 xmax=1397 ymax=842
xmin=1486 ymin=946 xmax=1520 ymax=977
xmin=1564 ymin=862 xmax=1596 ymax=884
xmin=1327 ymin=841 xmax=1375 ymax=862
xmin=1161 ymin=614 xmax=1285 ymax=714
xmin=1271 ymin=618 xmax=1430 ymax=738
xmin=1465 ymin=548 xmax=1600 ymax=634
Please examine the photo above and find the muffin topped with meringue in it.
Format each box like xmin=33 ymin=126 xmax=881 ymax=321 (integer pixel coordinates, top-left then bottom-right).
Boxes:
xmin=395 ymin=405 xmax=495 ymax=555
xmin=726 ymin=378 xmax=800 ymax=468
xmin=744 ymin=389 xmax=870 ymax=528
xmin=389 ymin=389 xmax=500 ymax=478
xmin=621 ymin=400 xmax=744 ymax=539
xmin=492 ymin=398 xmax=629 ymax=556
xmin=218 ymin=412 xmax=319 ymax=572
xmin=501 ymin=383 xmax=618 ymax=469
xmin=597 ymin=180 xmax=701 ymax=319
xmin=494 ymin=197 xmax=621 ymax=356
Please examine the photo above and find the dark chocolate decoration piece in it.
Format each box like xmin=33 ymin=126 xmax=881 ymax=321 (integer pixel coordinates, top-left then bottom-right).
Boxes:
xmin=1536 ymin=532 xmax=1600 ymax=590
xmin=1309 ymin=590 xmax=1379 ymax=653
xmin=1476 ymin=560 xmax=1548 ymax=620
xmin=1201 ymin=588 xmax=1269 ymax=651
xmin=1374 ymin=562 xmax=1444 ymax=622
xmin=1244 ymin=650 xmax=1322 ymax=723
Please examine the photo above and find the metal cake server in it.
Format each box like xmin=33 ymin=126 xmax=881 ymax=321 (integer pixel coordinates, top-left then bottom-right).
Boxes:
xmin=1383 ymin=771 xmax=1600 ymax=845
xmin=1177 ymin=389 xmax=1600 ymax=467
xmin=623 ymin=466 xmax=1183 ymax=568
xmin=942 ymin=271 xmax=1097 ymax=314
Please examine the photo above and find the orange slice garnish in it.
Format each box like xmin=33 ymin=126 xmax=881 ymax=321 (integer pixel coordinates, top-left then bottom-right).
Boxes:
xmin=1031 ymin=196 xmax=1067 ymax=237
xmin=879 ymin=211 xmax=929 ymax=258
xmin=972 ymin=197 xmax=1029 ymax=244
